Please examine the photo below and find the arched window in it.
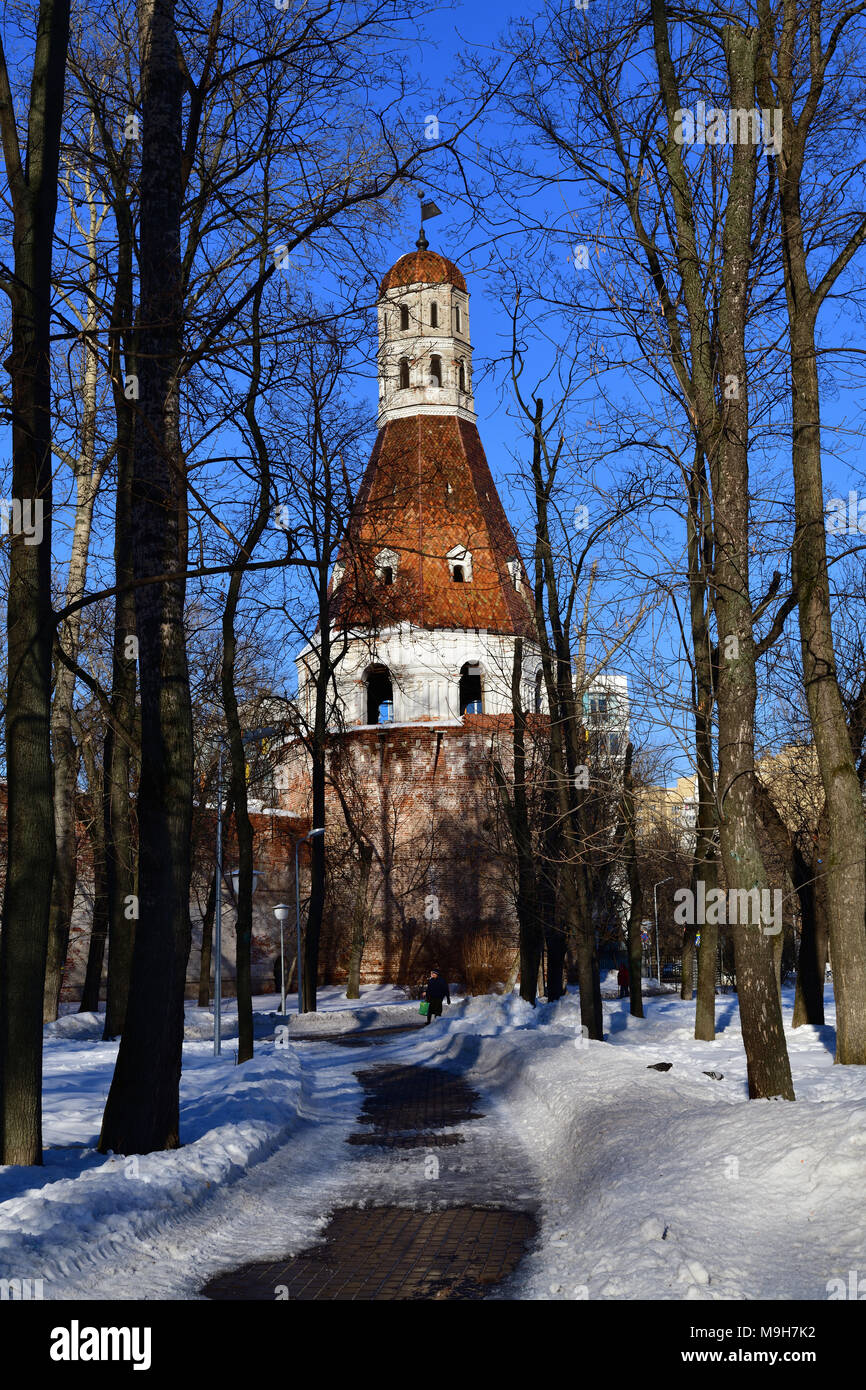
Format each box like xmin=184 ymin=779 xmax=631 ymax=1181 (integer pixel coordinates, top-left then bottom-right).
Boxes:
xmin=400 ymin=304 xmax=409 ymax=331
xmin=366 ymin=665 xmax=394 ymax=725
xmin=429 ymin=354 xmax=442 ymax=386
xmin=460 ymin=661 xmax=483 ymax=716
xmin=534 ymin=669 xmax=543 ymax=714
xmin=430 ymin=302 xmax=438 ymax=327
xmin=447 ymin=545 xmax=472 ymax=582
xmin=458 ymin=358 xmax=466 ymax=392
xmin=453 ymin=303 xmax=462 ymax=333
xmin=399 ymin=357 xmax=410 ymax=389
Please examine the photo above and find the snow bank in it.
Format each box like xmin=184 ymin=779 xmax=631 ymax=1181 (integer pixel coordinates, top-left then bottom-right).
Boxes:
xmin=288 ymin=1003 xmax=427 ymax=1035
xmin=0 ymin=1038 xmax=305 ymax=1293
xmin=401 ymin=986 xmax=866 ymax=1299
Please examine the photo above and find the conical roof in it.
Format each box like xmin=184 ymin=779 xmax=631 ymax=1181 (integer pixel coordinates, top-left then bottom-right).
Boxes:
xmin=331 ymin=413 xmax=536 ymax=640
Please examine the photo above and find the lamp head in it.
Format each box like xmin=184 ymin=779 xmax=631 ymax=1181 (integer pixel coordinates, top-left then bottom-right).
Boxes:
xmin=274 ymin=903 xmax=291 ymax=923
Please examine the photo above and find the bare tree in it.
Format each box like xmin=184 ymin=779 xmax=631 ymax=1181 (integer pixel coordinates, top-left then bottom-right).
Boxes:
xmin=0 ymin=0 xmax=71 ymax=1164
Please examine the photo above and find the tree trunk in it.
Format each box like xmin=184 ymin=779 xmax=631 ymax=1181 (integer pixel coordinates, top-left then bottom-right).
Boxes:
xmin=302 ymin=749 xmax=327 ymax=1012
xmin=710 ymin=25 xmax=793 ymax=1100
xmin=43 ymin=170 xmax=106 ymax=1023
xmin=789 ymin=314 xmax=866 ymax=1062
xmin=759 ymin=0 xmax=866 ymax=1065
xmin=687 ymin=445 xmax=720 ymax=1042
xmin=528 ymin=398 xmax=602 ymax=1037
xmin=0 ymin=0 xmax=71 ymax=1165
xmin=220 ymin=265 xmax=272 ymax=1063
xmin=346 ymin=843 xmax=373 ymax=999
xmin=43 ymin=727 xmax=79 ymax=1022
xmin=680 ymin=927 xmax=697 ymax=1001
xmin=492 ymin=639 xmax=542 ymax=1006
xmin=651 ymin=5 xmax=792 ymax=1095
xmin=98 ymin=0 xmax=194 ymax=1153
xmin=621 ymin=744 xmax=644 ymax=1017
xmin=793 ymin=811 xmax=830 ymax=1027
xmin=301 ymin=564 xmax=334 ymax=1012
xmin=80 ymin=740 xmax=109 ymax=1015
xmin=102 ymin=196 xmax=138 ymax=1043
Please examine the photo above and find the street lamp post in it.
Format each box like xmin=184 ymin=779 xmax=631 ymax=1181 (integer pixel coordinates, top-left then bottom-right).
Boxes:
xmin=653 ymin=876 xmax=673 ymax=986
xmin=295 ymin=827 xmax=325 ymax=1014
xmin=273 ymin=903 xmax=290 ymax=1015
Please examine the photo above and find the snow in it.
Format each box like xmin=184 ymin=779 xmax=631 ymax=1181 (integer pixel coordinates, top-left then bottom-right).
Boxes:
xmin=1 ymin=983 xmax=863 ymax=1300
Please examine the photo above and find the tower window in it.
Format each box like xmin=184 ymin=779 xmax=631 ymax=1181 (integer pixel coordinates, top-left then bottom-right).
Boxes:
xmin=430 ymin=302 xmax=438 ymax=327
xmin=399 ymin=357 xmax=410 ymax=389
xmin=458 ymin=359 xmax=466 ymax=391
xmin=460 ymin=662 xmax=483 ymax=716
xmin=454 ymin=303 xmax=462 ymax=333
xmin=366 ymin=665 xmax=394 ymax=725
xmin=375 ymin=547 xmax=399 ymax=583
xmin=447 ymin=545 xmax=472 ymax=582
xmin=429 ymin=354 xmax=442 ymax=386
xmin=400 ymin=304 xmax=409 ymax=331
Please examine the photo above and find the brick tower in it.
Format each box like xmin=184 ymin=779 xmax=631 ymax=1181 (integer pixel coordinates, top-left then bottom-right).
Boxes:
xmin=297 ymin=235 xmax=540 ymax=726
xmin=286 ymin=237 xmax=543 ymax=985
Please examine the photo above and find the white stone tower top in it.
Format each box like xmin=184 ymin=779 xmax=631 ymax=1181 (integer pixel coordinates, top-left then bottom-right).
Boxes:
xmin=376 ymin=235 xmax=474 ymax=427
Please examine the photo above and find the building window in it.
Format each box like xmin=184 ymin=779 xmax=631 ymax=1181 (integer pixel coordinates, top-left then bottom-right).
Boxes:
xmin=447 ymin=545 xmax=472 ymax=582
xmin=454 ymin=303 xmax=462 ymax=333
xmin=375 ymin=547 xmax=399 ymax=583
xmin=399 ymin=357 xmax=410 ymax=389
xmin=584 ymin=692 xmax=608 ymax=718
xmin=458 ymin=358 xmax=466 ymax=391
xmin=400 ymin=304 xmax=409 ymax=331
xmin=430 ymin=354 xmax=442 ymax=386
xmin=460 ymin=662 xmax=483 ymax=715
xmin=366 ymin=665 xmax=394 ymax=725
xmin=506 ymin=557 xmax=522 ymax=592
xmin=430 ymin=302 xmax=438 ymax=327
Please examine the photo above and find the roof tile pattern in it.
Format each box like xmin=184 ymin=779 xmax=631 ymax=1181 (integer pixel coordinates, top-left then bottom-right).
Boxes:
xmin=332 ymin=415 xmax=537 ymax=639
xmin=379 ymin=250 xmax=467 ymax=296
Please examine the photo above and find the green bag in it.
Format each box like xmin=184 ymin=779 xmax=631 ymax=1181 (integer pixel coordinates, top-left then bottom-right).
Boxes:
xmin=419 ymin=1001 xmax=429 ymax=1016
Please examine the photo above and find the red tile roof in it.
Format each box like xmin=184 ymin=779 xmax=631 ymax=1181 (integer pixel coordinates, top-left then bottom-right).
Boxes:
xmin=331 ymin=415 xmax=537 ymax=639
xmin=379 ymin=250 xmax=467 ymax=296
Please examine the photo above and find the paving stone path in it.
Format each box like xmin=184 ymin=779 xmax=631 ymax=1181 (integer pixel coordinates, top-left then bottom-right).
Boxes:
xmin=204 ymin=1058 xmax=538 ymax=1301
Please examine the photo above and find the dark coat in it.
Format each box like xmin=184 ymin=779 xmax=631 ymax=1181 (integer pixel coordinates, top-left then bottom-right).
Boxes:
xmin=425 ymin=974 xmax=451 ymax=1005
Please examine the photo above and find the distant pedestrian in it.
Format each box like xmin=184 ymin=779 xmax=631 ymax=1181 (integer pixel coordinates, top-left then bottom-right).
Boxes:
xmin=424 ymin=967 xmax=451 ymax=1024
xmin=617 ymin=963 xmax=630 ymax=998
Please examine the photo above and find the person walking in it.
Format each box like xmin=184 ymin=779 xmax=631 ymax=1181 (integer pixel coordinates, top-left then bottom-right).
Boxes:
xmin=617 ymin=962 xmax=630 ymax=998
xmin=424 ymin=967 xmax=451 ymax=1024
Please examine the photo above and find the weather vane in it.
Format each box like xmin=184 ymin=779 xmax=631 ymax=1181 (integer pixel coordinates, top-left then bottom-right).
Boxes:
xmin=416 ymin=191 xmax=442 ymax=250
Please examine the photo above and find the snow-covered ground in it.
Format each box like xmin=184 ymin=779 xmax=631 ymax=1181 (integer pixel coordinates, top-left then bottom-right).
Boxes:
xmin=2 ymin=983 xmax=864 ymax=1300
